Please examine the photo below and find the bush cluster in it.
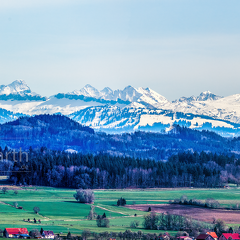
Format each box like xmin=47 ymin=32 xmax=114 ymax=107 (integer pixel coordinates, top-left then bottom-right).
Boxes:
xmin=171 ymin=195 xmax=220 ymax=209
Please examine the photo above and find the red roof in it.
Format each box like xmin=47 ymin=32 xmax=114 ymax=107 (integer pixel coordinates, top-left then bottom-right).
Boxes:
xmin=5 ymin=228 xmax=28 ymax=235
xmin=207 ymin=232 xmax=218 ymax=239
xmin=222 ymin=234 xmax=240 ymax=240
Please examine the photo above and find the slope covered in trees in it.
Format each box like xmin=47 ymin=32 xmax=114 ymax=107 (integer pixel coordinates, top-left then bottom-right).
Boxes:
xmin=1 ymin=114 xmax=240 ymax=160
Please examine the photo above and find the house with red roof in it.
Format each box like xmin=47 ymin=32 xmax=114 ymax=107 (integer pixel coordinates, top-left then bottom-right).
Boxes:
xmin=3 ymin=228 xmax=29 ymax=238
xmin=207 ymin=232 xmax=218 ymax=240
xmin=219 ymin=233 xmax=240 ymax=240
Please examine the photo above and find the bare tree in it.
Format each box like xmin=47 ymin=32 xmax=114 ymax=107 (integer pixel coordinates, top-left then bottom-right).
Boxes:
xmin=73 ymin=189 xmax=94 ymax=203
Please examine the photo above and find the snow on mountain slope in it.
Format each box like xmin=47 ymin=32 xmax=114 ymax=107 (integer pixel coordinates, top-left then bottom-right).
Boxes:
xmin=0 ymin=108 xmax=26 ymax=124
xmin=166 ymin=92 xmax=240 ymax=124
xmin=30 ymin=97 xmax=106 ymax=115
xmin=137 ymin=87 xmax=169 ymax=107
xmin=0 ymin=100 xmax=44 ymax=114
xmin=173 ymin=91 xmax=223 ymax=103
xmin=135 ymin=113 xmax=236 ymax=131
xmin=69 ymin=105 xmax=240 ymax=136
xmin=69 ymin=105 xmax=142 ymax=132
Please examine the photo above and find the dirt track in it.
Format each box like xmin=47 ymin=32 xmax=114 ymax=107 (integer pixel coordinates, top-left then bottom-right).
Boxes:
xmin=126 ymin=204 xmax=240 ymax=224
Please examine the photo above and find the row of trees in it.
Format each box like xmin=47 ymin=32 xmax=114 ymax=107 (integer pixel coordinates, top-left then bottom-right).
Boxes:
xmin=143 ymin=212 xmax=236 ymax=237
xmin=9 ymin=149 xmax=240 ymax=189
xmin=171 ymin=195 xmax=221 ymax=209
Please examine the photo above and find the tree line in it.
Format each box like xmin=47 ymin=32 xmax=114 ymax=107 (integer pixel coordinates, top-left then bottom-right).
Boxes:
xmin=8 ymin=148 xmax=240 ymax=188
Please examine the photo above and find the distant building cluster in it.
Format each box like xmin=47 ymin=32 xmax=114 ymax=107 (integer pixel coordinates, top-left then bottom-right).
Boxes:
xmin=178 ymin=233 xmax=240 ymax=240
xmin=3 ymin=228 xmax=54 ymax=239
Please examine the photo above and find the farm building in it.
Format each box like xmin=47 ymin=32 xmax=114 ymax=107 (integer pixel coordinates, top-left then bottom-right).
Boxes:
xmin=42 ymin=230 xmax=55 ymax=239
xmin=3 ymin=228 xmax=29 ymax=238
xmin=196 ymin=234 xmax=215 ymax=240
xmin=207 ymin=232 xmax=218 ymax=240
xmin=219 ymin=233 xmax=240 ymax=240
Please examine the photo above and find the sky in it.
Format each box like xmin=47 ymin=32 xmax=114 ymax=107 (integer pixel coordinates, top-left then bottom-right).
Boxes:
xmin=0 ymin=0 xmax=240 ymax=101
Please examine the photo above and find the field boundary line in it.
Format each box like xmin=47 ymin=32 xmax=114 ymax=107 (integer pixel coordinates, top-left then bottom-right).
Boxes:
xmin=95 ymin=204 xmax=126 ymax=215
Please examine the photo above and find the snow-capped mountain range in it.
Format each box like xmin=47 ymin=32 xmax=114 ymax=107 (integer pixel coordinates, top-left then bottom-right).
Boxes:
xmin=1 ymin=80 xmax=240 ymax=137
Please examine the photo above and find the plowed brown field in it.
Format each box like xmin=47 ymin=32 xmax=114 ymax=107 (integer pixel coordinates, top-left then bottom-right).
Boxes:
xmin=126 ymin=204 xmax=240 ymax=224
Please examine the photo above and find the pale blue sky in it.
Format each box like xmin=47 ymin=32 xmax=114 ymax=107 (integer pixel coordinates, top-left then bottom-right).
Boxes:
xmin=0 ymin=0 xmax=240 ymax=100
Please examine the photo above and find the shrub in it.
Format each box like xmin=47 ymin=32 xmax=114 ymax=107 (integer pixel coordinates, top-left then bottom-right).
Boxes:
xmin=205 ymin=198 xmax=220 ymax=208
xmin=2 ymin=187 xmax=8 ymax=194
xmin=130 ymin=220 xmax=140 ymax=228
xmin=96 ymin=215 xmax=110 ymax=228
xmin=29 ymin=229 xmax=40 ymax=238
xmin=82 ymin=229 xmax=91 ymax=239
xmin=117 ymin=197 xmax=126 ymax=206
xmin=180 ymin=195 xmax=188 ymax=202
xmin=232 ymin=203 xmax=240 ymax=209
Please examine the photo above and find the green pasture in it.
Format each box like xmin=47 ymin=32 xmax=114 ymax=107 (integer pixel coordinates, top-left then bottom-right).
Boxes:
xmin=1 ymin=186 xmax=240 ymax=235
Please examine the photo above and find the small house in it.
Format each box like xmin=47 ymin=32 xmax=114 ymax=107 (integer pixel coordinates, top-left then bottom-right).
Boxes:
xmin=207 ymin=232 xmax=218 ymax=240
xmin=4 ymin=228 xmax=29 ymax=238
xmin=42 ymin=231 xmax=55 ymax=239
xmin=219 ymin=233 xmax=240 ymax=240
xmin=196 ymin=234 xmax=215 ymax=240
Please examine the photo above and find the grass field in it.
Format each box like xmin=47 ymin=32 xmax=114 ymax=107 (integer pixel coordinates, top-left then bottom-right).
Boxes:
xmin=1 ymin=185 xmax=240 ymax=236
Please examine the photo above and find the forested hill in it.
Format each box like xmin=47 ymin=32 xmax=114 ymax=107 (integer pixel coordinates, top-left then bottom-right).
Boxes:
xmin=1 ymin=114 xmax=240 ymax=160
xmin=3 ymin=114 xmax=94 ymax=133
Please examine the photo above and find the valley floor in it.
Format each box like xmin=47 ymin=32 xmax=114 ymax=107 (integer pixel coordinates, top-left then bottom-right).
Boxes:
xmin=0 ymin=186 xmax=240 ymax=235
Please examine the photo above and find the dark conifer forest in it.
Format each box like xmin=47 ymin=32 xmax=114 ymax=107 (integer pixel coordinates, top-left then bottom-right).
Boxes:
xmin=4 ymin=149 xmax=239 ymax=188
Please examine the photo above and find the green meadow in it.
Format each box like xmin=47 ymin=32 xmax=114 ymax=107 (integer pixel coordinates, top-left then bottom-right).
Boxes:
xmin=0 ymin=186 xmax=240 ymax=235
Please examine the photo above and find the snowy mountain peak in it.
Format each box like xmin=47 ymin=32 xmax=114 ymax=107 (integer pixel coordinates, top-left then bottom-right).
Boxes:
xmin=197 ymin=91 xmax=223 ymax=101
xmin=0 ymin=79 xmax=30 ymax=95
xmin=68 ymin=84 xmax=100 ymax=98
xmin=174 ymin=91 xmax=223 ymax=103
xmin=63 ymin=84 xmax=169 ymax=106
xmin=100 ymin=87 xmax=113 ymax=95
xmin=137 ymin=87 xmax=169 ymax=106
xmin=0 ymin=80 xmax=47 ymax=101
